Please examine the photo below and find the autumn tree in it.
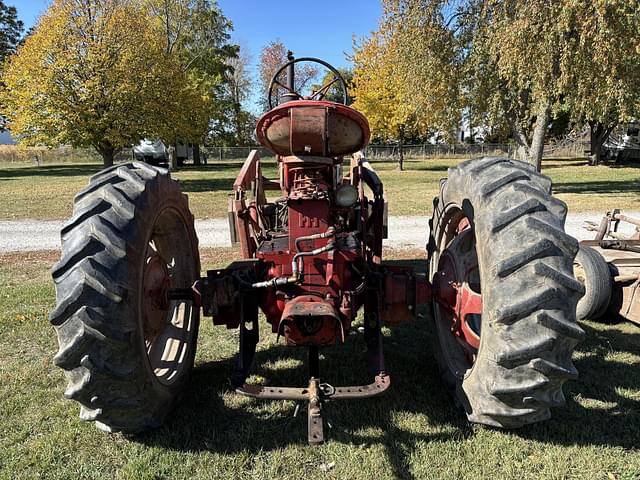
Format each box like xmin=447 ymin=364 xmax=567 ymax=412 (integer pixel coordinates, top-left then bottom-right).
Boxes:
xmin=462 ymin=0 xmax=640 ymax=169
xmin=257 ymin=40 xmax=318 ymax=112
xmin=558 ymin=2 xmax=640 ymax=165
xmin=354 ymin=0 xmax=640 ymax=171
xmin=352 ymin=2 xmax=460 ymax=170
xmin=1 ymin=0 xmax=180 ymax=166
xmin=147 ymin=0 xmax=237 ymax=166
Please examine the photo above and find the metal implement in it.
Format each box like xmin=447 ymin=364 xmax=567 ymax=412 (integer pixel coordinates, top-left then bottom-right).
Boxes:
xmin=580 ymin=209 xmax=640 ymax=324
xmin=237 ymin=373 xmax=391 ymax=444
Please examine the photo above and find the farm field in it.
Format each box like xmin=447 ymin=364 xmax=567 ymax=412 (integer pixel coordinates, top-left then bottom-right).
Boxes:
xmin=0 ymin=157 xmax=639 ymax=221
xmin=1 ymin=248 xmax=640 ymax=479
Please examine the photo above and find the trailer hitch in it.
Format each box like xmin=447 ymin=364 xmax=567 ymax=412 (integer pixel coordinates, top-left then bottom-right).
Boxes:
xmin=237 ymin=373 xmax=390 ymax=445
xmin=237 ymin=297 xmax=389 ymax=446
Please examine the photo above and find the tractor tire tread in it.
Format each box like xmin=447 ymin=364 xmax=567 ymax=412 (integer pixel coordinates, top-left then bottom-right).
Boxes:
xmin=429 ymin=157 xmax=583 ymax=428
xmin=51 ymin=162 xmax=199 ymax=433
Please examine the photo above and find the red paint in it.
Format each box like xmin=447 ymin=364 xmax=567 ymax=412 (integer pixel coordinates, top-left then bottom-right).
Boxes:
xmin=279 ymin=295 xmax=341 ymax=346
xmin=433 ymin=226 xmax=483 ymax=355
xmin=223 ymin=96 xmax=416 ymax=346
xmin=256 ymin=100 xmax=371 ymax=157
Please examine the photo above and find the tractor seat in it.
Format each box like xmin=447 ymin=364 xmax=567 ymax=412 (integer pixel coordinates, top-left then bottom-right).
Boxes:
xmin=256 ymin=100 xmax=370 ymax=158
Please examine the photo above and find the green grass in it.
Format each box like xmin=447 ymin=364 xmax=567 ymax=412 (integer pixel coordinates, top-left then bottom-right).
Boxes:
xmin=1 ymin=249 xmax=640 ymax=479
xmin=1 ymin=157 xmax=639 ymax=221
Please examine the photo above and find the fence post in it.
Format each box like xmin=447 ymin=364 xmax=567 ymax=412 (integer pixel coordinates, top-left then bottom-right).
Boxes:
xmin=218 ymin=146 xmax=223 ymax=162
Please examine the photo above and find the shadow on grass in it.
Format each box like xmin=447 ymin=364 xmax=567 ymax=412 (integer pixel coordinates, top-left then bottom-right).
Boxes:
xmin=516 ymin=321 xmax=640 ymax=449
xmin=0 ymin=163 xmax=103 ymax=179
xmin=610 ymin=160 xmax=640 ymax=169
xmin=372 ymin=160 xmax=454 ymax=173
xmin=179 ymin=161 xmax=246 ymax=172
xmin=137 ymin=310 xmax=471 ymax=479
xmin=176 ymin=178 xmax=236 ymax=193
xmin=0 ymin=161 xmax=252 ymax=180
xmin=137 ymin=310 xmax=640 ymax=474
xmin=407 ymin=163 xmax=454 ymax=173
xmin=553 ymin=180 xmax=640 ymax=195
xmin=541 ymin=160 xmax=589 ymax=169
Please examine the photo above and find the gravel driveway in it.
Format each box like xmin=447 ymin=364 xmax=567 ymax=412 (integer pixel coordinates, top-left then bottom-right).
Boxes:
xmin=2 ymin=212 xmax=639 ymax=253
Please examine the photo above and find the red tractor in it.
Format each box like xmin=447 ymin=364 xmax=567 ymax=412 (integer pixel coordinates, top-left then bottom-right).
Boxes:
xmin=50 ymin=57 xmax=585 ymax=444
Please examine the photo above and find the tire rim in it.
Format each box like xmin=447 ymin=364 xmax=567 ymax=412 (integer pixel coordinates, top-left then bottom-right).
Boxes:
xmin=432 ymin=205 xmax=482 ymax=376
xmin=141 ymin=207 xmax=198 ymax=386
xmin=573 ymin=262 xmax=586 ymax=284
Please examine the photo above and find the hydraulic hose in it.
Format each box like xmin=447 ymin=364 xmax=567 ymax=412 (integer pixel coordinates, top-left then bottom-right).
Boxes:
xmin=250 ymin=227 xmax=337 ymax=289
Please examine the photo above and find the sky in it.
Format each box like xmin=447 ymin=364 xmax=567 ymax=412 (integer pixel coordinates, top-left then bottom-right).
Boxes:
xmin=13 ymin=0 xmax=382 ymax=110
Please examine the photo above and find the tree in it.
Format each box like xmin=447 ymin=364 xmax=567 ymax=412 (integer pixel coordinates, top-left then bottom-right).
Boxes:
xmin=352 ymin=27 xmax=411 ymax=170
xmin=0 ymin=0 xmax=23 ymax=131
xmin=1 ymin=0 xmax=181 ymax=166
xmin=557 ymin=2 xmax=640 ymax=165
xmin=223 ymin=43 xmax=256 ymax=145
xmin=0 ymin=0 xmax=22 ymax=63
xmin=352 ymin=2 xmax=460 ymax=170
xmin=207 ymin=43 xmax=256 ymax=146
xmin=311 ymin=67 xmax=354 ymax=104
xmin=465 ymin=0 xmax=640 ymax=169
xmin=147 ymin=0 xmax=237 ymax=167
xmin=257 ymin=40 xmax=318 ymax=112
xmin=354 ymin=0 xmax=640 ymax=171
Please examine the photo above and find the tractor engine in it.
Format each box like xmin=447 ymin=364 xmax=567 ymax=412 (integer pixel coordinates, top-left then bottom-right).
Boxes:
xmin=220 ymin=94 xmax=379 ymax=347
xmin=257 ymin=156 xmax=362 ymax=346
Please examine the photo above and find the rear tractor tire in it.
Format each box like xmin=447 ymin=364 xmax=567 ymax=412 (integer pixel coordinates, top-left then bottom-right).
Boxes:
xmin=429 ymin=157 xmax=585 ymax=428
xmin=49 ymin=162 xmax=200 ymax=433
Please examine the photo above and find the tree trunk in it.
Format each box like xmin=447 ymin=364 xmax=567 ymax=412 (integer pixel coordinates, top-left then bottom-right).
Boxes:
xmin=529 ymin=103 xmax=551 ymax=172
xmin=168 ymin=144 xmax=177 ymax=170
xmin=233 ymin=102 xmax=243 ymax=145
xmin=514 ymin=144 xmax=529 ymax=163
xmin=397 ymin=126 xmax=405 ymax=171
xmin=507 ymin=101 xmax=550 ymax=172
xmin=509 ymin=115 xmax=531 ymax=163
xmin=193 ymin=144 xmax=201 ymax=166
xmin=95 ymin=142 xmax=115 ymax=168
xmin=589 ymin=121 xmax=615 ymax=166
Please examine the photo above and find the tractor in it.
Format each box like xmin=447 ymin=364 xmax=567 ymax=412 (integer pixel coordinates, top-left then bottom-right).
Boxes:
xmin=50 ymin=57 xmax=585 ymax=444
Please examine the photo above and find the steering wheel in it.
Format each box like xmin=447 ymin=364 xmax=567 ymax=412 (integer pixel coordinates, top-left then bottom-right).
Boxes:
xmin=267 ymin=57 xmax=348 ymax=109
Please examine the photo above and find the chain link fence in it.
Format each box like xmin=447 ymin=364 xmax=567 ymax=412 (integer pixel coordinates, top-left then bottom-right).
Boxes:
xmin=199 ymin=146 xmax=276 ymax=163
xmin=0 ymin=145 xmax=102 ymax=164
xmin=0 ymin=141 xmax=589 ymax=165
xmin=198 ymin=142 xmax=590 ymax=162
xmin=364 ymin=142 xmax=590 ymax=162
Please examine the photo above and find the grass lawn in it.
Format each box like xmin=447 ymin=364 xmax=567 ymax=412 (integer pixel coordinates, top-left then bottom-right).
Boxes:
xmin=1 ymin=157 xmax=639 ymax=221
xmin=1 ymin=248 xmax=640 ymax=479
